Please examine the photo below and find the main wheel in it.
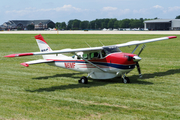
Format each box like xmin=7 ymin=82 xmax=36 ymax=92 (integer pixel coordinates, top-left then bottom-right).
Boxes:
xmin=79 ymin=76 xmax=88 ymax=84
xmin=122 ymin=77 xmax=130 ymax=83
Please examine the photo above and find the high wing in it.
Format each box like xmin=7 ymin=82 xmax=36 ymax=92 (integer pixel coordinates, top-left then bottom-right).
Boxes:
xmin=4 ymin=36 xmax=177 ymax=58
xmin=4 ymin=47 xmax=103 ymax=57
xmin=116 ymin=36 xmax=177 ymax=47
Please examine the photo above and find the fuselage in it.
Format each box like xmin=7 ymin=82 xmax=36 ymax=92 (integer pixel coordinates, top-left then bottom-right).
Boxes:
xmin=47 ymin=52 xmax=138 ymax=79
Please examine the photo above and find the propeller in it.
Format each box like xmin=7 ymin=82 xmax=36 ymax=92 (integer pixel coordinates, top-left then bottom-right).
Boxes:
xmin=128 ymin=44 xmax=146 ymax=78
xmin=136 ymin=62 xmax=142 ymax=78
xmin=135 ymin=45 xmax=146 ymax=78
xmin=127 ymin=55 xmax=142 ymax=78
xmin=131 ymin=56 xmax=142 ymax=78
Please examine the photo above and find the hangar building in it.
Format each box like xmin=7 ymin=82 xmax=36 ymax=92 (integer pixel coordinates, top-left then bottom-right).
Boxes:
xmin=1 ymin=20 xmax=55 ymax=30
xmin=144 ymin=19 xmax=180 ymax=30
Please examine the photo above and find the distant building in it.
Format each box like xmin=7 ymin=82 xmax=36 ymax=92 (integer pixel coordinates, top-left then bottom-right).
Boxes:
xmin=1 ymin=20 xmax=55 ymax=30
xmin=144 ymin=19 xmax=180 ymax=30
xmin=0 ymin=24 xmax=6 ymax=30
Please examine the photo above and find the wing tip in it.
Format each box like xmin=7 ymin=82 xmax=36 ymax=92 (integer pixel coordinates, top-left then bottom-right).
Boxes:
xmin=168 ymin=36 xmax=177 ymax=39
xmin=21 ymin=63 xmax=29 ymax=67
xmin=4 ymin=54 xmax=18 ymax=58
xmin=4 ymin=53 xmax=34 ymax=58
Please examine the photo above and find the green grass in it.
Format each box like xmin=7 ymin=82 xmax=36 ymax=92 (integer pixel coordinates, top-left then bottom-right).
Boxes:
xmin=0 ymin=34 xmax=180 ymax=120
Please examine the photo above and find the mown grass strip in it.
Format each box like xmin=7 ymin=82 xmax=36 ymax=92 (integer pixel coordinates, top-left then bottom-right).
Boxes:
xmin=0 ymin=34 xmax=180 ymax=119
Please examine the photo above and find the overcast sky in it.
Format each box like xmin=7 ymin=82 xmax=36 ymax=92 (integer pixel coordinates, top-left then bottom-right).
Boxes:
xmin=0 ymin=0 xmax=180 ymax=24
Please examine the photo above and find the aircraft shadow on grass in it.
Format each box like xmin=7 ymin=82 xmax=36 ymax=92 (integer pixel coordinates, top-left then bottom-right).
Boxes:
xmin=135 ymin=68 xmax=180 ymax=80
xmin=32 ymin=73 xmax=82 ymax=80
xmin=27 ymin=68 xmax=180 ymax=92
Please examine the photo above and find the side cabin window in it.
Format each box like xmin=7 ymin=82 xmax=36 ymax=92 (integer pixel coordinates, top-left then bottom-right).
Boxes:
xmin=103 ymin=46 xmax=121 ymax=56
xmin=90 ymin=52 xmax=100 ymax=59
xmin=82 ymin=53 xmax=88 ymax=59
xmin=82 ymin=52 xmax=101 ymax=60
xmin=73 ymin=46 xmax=121 ymax=60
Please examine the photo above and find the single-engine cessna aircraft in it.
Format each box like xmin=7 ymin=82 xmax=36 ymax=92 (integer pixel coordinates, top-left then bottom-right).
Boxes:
xmin=4 ymin=34 xmax=177 ymax=84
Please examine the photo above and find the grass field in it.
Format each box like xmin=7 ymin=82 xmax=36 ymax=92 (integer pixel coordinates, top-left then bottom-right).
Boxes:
xmin=0 ymin=34 xmax=180 ymax=120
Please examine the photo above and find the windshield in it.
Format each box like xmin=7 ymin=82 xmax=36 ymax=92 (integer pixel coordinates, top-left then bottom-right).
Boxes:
xmin=103 ymin=46 xmax=121 ymax=55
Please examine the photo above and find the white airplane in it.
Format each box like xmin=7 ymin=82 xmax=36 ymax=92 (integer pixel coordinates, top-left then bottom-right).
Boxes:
xmin=4 ymin=34 xmax=177 ymax=84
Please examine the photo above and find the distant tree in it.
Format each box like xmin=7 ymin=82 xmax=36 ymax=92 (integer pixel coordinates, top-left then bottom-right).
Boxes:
xmin=100 ymin=18 xmax=109 ymax=28
xmin=80 ymin=20 xmax=89 ymax=29
xmin=101 ymin=22 xmax=106 ymax=28
xmin=58 ymin=18 xmax=154 ymax=30
xmin=175 ymin=15 xmax=180 ymax=19
xmin=108 ymin=19 xmax=114 ymax=28
xmin=67 ymin=19 xmax=81 ymax=30
xmin=107 ymin=18 xmax=117 ymax=28
xmin=139 ymin=18 xmax=144 ymax=28
xmin=95 ymin=19 xmax=102 ymax=29
xmin=55 ymin=22 xmax=61 ymax=29
xmin=90 ymin=20 xmax=96 ymax=29
xmin=67 ymin=20 xmax=74 ymax=30
xmin=119 ymin=19 xmax=130 ymax=28
xmin=114 ymin=21 xmax=119 ymax=28
xmin=56 ymin=22 xmax=66 ymax=30
xmin=27 ymin=24 xmax=34 ymax=30
xmin=129 ymin=19 xmax=142 ymax=28
xmin=61 ymin=22 xmax=67 ymax=29
xmin=73 ymin=19 xmax=81 ymax=30
xmin=104 ymin=18 xmax=110 ymax=28
xmin=48 ymin=22 xmax=55 ymax=28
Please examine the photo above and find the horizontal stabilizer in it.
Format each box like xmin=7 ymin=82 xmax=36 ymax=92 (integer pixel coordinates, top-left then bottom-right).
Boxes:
xmin=21 ymin=59 xmax=54 ymax=67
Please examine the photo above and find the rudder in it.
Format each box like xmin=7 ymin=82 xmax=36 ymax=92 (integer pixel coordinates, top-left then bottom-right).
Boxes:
xmin=34 ymin=34 xmax=54 ymax=59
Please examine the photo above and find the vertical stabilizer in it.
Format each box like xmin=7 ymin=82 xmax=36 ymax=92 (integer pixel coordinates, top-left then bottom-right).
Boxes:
xmin=34 ymin=34 xmax=55 ymax=59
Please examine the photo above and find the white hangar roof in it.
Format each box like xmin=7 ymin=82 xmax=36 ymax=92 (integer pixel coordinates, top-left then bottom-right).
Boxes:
xmin=144 ymin=19 xmax=180 ymax=30
xmin=144 ymin=19 xmax=172 ymax=23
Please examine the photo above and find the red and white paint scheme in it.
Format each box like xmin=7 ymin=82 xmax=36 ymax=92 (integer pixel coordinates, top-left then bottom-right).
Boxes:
xmin=4 ymin=34 xmax=177 ymax=84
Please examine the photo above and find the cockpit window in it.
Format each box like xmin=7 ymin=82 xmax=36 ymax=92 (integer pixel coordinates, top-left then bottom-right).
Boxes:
xmin=103 ymin=46 xmax=121 ymax=55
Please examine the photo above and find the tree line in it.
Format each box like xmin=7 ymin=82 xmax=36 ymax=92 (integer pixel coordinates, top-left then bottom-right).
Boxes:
xmin=55 ymin=18 xmax=152 ymax=30
xmin=55 ymin=15 xmax=180 ymax=30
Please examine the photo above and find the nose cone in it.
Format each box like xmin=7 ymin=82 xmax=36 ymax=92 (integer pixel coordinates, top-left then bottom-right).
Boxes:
xmin=133 ymin=56 xmax=141 ymax=62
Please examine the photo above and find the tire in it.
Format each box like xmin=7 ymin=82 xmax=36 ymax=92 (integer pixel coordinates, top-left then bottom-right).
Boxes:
xmin=80 ymin=76 xmax=88 ymax=84
xmin=122 ymin=77 xmax=130 ymax=83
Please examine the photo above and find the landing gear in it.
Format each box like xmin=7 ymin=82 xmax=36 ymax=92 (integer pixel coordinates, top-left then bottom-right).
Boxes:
xmin=122 ymin=75 xmax=130 ymax=83
xmin=78 ymin=76 xmax=88 ymax=84
xmin=78 ymin=72 xmax=93 ymax=84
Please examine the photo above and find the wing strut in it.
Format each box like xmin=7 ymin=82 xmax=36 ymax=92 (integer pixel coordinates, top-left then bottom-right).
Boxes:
xmin=131 ymin=45 xmax=140 ymax=54
xmin=74 ymin=53 xmax=107 ymax=72
xmin=138 ymin=44 xmax=146 ymax=56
